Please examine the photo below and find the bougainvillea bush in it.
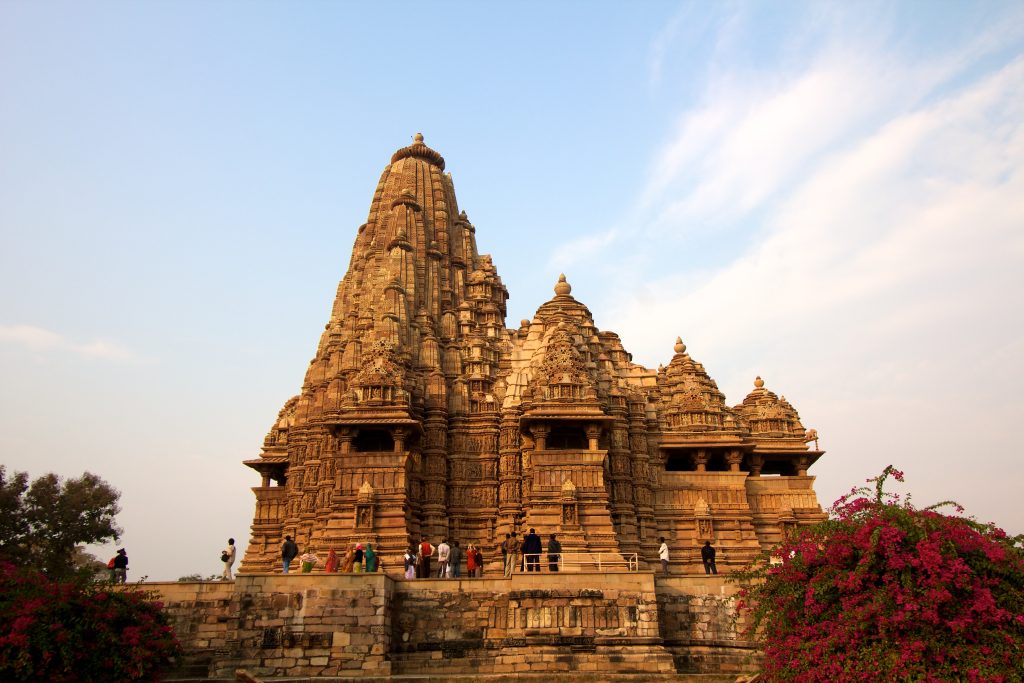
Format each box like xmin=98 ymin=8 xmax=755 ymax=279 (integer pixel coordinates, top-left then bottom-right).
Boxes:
xmin=0 ymin=562 xmax=180 ymax=681
xmin=735 ymin=467 xmax=1024 ymax=682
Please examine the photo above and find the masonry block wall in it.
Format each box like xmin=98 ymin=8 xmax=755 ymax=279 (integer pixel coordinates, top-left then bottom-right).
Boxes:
xmin=150 ymin=573 xmax=758 ymax=678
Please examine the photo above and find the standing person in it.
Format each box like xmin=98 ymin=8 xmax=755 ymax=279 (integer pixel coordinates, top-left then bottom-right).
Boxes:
xmin=364 ymin=543 xmax=378 ymax=572
xmin=701 ymin=541 xmax=718 ymax=575
xmin=112 ymin=548 xmax=128 ymax=584
xmin=221 ymin=538 xmax=236 ymax=580
xmin=324 ymin=548 xmax=339 ymax=573
xmin=547 ymin=534 xmax=562 ymax=572
xmin=503 ymin=532 xmax=520 ymax=577
xmin=466 ymin=543 xmax=478 ymax=578
xmin=449 ymin=541 xmax=463 ymax=578
xmin=418 ymin=537 xmax=435 ymax=578
xmin=300 ymin=550 xmax=319 ymax=573
xmin=522 ymin=528 xmax=542 ymax=572
xmin=501 ymin=533 xmax=510 ymax=572
xmin=341 ymin=546 xmax=356 ymax=572
xmin=473 ymin=546 xmax=484 ymax=577
xmin=436 ymin=538 xmax=451 ymax=578
xmin=353 ymin=544 xmax=364 ymax=573
xmin=281 ymin=535 xmax=299 ymax=574
xmin=404 ymin=546 xmax=417 ymax=579
xmin=658 ymin=537 xmax=670 ymax=575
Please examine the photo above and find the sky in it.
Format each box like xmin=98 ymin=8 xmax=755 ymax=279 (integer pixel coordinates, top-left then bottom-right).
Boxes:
xmin=1 ymin=1 xmax=1022 ymax=581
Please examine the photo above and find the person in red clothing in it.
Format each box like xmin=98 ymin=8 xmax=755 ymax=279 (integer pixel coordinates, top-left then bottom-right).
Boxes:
xmin=417 ymin=537 xmax=435 ymax=578
xmin=467 ymin=543 xmax=478 ymax=577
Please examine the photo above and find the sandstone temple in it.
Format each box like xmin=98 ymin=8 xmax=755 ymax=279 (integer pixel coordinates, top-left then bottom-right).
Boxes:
xmin=239 ymin=134 xmax=825 ymax=576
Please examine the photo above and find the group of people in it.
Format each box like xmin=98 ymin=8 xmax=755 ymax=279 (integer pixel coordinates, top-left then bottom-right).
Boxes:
xmin=657 ymin=537 xmax=718 ymax=575
xmin=500 ymin=529 xmax=562 ymax=576
xmin=107 ymin=548 xmax=129 ymax=583
xmin=404 ymin=537 xmax=483 ymax=579
xmin=272 ymin=532 xmax=720 ymax=577
xmin=280 ymin=535 xmax=381 ymax=573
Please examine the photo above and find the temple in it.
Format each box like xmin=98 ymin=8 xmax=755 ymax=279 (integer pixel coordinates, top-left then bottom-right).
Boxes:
xmin=240 ymin=134 xmax=825 ymax=574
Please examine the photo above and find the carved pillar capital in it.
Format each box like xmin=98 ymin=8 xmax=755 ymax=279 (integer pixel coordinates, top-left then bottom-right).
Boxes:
xmin=725 ymin=449 xmax=743 ymax=472
xmin=691 ymin=449 xmax=709 ymax=472
xmin=529 ymin=424 xmax=550 ymax=451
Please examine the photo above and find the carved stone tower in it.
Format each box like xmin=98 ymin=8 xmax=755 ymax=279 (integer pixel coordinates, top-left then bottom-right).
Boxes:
xmin=240 ymin=135 xmax=826 ymax=573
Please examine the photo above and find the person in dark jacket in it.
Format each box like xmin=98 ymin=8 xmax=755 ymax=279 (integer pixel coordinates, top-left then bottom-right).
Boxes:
xmin=112 ymin=548 xmax=128 ymax=584
xmin=701 ymin=541 xmax=717 ymax=575
xmin=281 ymin=535 xmax=299 ymax=573
xmin=522 ymin=528 xmax=543 ymax=572
xmin=547 ymin=534 xmax=562 ymax=572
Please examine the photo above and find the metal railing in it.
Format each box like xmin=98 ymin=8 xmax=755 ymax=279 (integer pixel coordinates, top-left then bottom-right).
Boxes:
xmin=509 ymin=552 xmax=640 ymax=573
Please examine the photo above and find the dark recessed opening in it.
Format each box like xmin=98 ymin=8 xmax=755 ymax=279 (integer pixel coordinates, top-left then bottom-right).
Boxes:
xmin=664 ymin=451 xmax=696 ymax=472
xmin=353 ymin=429 xmax=394 ymax=452
xmin=706 ymin=451 xmax=729 ymax=472
xmin=760 ymin=460 xmax=794 ymax=476
xmin=547 ymin=425 xmax=588 ymax=449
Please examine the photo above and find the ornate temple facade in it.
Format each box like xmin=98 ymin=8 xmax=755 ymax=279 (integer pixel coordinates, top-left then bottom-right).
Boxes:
xmin=240 ymin=135 xmax=824 ymax=574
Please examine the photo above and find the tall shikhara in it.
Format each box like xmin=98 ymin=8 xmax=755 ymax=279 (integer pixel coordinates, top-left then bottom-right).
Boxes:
xmin=241 ymin=135 xmax=825 ymax=573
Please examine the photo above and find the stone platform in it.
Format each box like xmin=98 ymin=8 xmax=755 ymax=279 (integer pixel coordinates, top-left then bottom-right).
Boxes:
xmin=150 ymin=572 xmax=759 ymax=680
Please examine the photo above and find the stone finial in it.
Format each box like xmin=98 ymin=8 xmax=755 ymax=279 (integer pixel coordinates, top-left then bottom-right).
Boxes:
xmin=754 ymin=376 xmax=765 ymax=389
xmin=413 ymin=132 xmax=424 ymax=144
xmin=673 ymin=337 xmax=686 ymax=354
xmin=554 ymin=273 xmax=572 ymax=296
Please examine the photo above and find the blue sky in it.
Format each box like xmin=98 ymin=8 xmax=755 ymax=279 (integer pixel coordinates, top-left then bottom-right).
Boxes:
xmin=1 ymin=2 xmax=1022 ymax=581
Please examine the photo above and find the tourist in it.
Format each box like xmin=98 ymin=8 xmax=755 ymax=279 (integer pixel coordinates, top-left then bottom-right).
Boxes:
xmin=324 ymin=548 xmax=339 ymax=573
xmin=112 ymin=548 xmax=129 ymax=584
xmin=300 ymin=550 xmax=319 ymax=573
xmin=341 ymin=546 xmax=356 ymax=572
xmin=473 ymin=545 xmax=484 ymax=577
xmin=364 ymin=544 xmax=376 ymax=573
xmin=221 ymin=538 xmax=236 ymax=580
xmin=404 ymin=546 xmax=417 ymax=579
xmin=437 ymin=538 xmax=451 ymax=578
xmin=547 ymin=533 xmax=562 ymax=572
xmin=522 ymin=528 xmax=542 ymax=572
xmin=659 ymin=537 xmax=670 ymax=575
xmin=503 ymin=532 xmax=520 ymax=577
xmin=354 ymin=544 xmax=364 ymax=572
xmin=449 ymin=540 xmax=463 ymax=578
xmin=466 ymin=543 xmax=478 ymax=577
xmin=701 ymin=541 xmax=717 ymax=575
xmin=281 ymin=535 xmax=299 ymax=574
xmin=501 ymin=533 xmax=510 ymax=571
xmin=417 ymin=537 xmax=435 ymax=578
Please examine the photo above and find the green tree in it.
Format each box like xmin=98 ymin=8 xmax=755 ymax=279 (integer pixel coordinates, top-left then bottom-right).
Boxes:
xmin=0 ymin=466 xmax=122 ymax=579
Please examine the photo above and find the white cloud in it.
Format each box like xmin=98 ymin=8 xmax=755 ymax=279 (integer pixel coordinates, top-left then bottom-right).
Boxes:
xmin=599 ymin=12 xmax=1024 ymax=532
xmin=0 ymin=324 xmax=146 ymax=363
xmin=545 ymin=228 xmax=618 ymax=272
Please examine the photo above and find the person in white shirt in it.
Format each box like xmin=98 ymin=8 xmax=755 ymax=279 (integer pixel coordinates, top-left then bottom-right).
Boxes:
xmin=658 ymin=536 xmax=670 ymax=575
xmin=436 ymin=538 xmax=451 ymax=578
xmin=222 ymin=538 xmax=236 ymax=580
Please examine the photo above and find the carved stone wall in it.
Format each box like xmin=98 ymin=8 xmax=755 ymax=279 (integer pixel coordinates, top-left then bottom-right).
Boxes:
xmin=148 ymin=573 xmax=758 ymax=679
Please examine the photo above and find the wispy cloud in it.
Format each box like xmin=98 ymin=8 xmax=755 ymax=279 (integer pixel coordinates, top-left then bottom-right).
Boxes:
xmin=0 ymin=324 xmax=147 ymax=363
xmin=601 ymin=6 xmax=1024 ymax=531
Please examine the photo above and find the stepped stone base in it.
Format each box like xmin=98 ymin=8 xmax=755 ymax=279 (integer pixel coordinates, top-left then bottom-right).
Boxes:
xmin=150 ymin=572 xmax=759 ymax=680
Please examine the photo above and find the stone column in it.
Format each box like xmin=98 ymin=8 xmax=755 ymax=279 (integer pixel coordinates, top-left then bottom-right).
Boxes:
xmin=692 ymin=449 xmax=709 ymax=472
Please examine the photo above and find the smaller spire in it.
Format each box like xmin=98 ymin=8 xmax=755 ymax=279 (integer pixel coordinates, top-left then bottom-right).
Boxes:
xmin=554 ymin=273 xmax=572 ymax=296
xmin=413 ymin=132 xmax=424 ymax=144
xmin=754 ymin=376 xmax=765 ymax=389
xmin=674 ymin=337 xmax=686 ymax=355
